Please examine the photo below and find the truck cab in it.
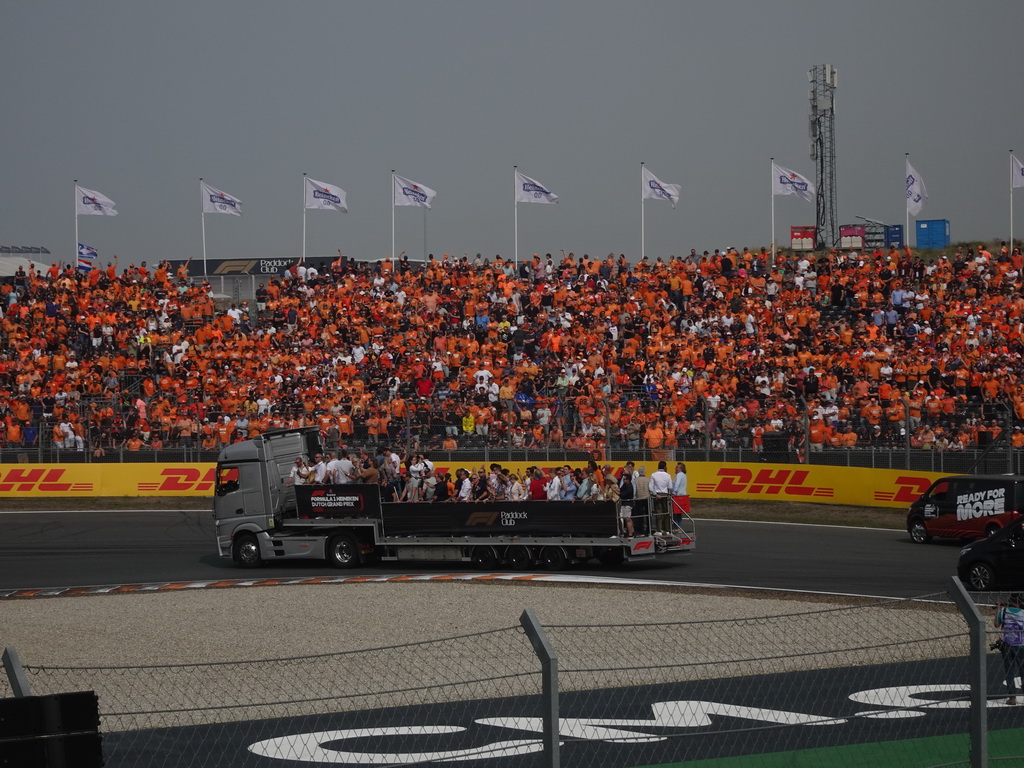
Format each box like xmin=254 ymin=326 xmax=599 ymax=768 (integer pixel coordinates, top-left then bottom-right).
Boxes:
xmin=214 ymin=426 xmax=323 ymax=564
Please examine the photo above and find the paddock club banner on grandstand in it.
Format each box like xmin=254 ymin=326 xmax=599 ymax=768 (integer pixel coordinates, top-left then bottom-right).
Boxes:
xmin=179 ymin=257 xmax=298 ymax=276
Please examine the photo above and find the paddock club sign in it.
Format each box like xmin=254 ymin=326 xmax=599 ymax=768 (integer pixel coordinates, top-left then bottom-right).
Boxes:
xmin=175 ymin=257 xmax=297 ymax=276
xmin=293 ymin=484 xmax=619 ymax=538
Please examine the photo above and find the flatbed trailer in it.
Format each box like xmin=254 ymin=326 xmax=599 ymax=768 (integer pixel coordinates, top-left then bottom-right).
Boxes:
xmin=213 ymin=427 xmax=694 ymax=570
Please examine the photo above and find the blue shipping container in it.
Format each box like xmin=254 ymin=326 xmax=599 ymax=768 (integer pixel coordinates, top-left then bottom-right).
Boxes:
xmin=915 ymin=219 xmax=951 ymax=249
xmin=884 ymin=224 xmax=904 ymax=248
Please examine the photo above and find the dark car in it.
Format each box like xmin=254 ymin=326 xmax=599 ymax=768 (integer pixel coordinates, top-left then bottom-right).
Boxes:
xmin=957 ymin=516 xmax=1024 ymax=591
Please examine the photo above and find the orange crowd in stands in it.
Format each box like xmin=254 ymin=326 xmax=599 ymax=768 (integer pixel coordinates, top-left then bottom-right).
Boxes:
xmin=2 ymin=241 xmax=1024 ymax=455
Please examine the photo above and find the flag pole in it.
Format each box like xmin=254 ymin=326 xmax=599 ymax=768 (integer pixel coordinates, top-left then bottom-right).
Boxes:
xmin=770 ymin=159 xmax=776 ymax=261
xmin=72 ymin=180 xmax=78 ymax=268
xmin=302 ymin=172 xmax=307 ymax=263
xmin=513 ymin=165 xmax=518 ymax=269
xmin=1011 ymin=150 xmax=1015 ymax=254
xmin=641 ymin=162 xmax=646 ymax=261
xmin=423 ymin=207 xmax=427 ymax=262
xmin=905 ymin=153 xmax=910 ymax=249
xmin=200 ymin=178 xmax=208 ymax=278
xmin=391 ymin=170 xmax=396 ymax=259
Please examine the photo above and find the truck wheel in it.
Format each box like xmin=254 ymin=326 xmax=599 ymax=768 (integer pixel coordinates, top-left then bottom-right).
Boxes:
xmin=471 ymin=546 xmax=499 ymax=570
xmin=233 ymin=534 xmax=262 ymax=568
xmin=540 ymin=546 xmax=567 ymax=571
xmin=963 ymin=561 xmax=997 ymax=591
xmin=326 ymin=535 xmax=360 ymax=569
xmin=506 ymin=545 xmax=532 ymax=570
xmin=908 ymin=518 xmax=931 ymax=544
xmin=596 ymin=547 xmax=625 ymax=567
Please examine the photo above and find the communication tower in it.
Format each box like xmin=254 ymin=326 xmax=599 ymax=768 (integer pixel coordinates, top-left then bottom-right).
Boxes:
xmin=808 ymin=65 xmax=838 ymax=249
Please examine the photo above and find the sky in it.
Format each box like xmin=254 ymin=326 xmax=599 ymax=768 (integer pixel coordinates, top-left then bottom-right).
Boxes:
xmin=3 ymin=0 xmax=1023 ymax=268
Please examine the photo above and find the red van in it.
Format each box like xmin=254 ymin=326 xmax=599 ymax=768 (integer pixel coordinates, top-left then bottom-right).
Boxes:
xmin=907 ymin=475 xmax=1024 ymax=544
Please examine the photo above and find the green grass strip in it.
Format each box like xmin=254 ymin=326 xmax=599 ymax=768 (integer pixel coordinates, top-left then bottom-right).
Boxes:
xmin=632 ymin=727 xmax=1024 ymax=768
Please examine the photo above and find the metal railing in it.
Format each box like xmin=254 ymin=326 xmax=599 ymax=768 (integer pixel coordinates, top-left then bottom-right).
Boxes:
xmin=1 ymin=392 xmax=1020 ymax=475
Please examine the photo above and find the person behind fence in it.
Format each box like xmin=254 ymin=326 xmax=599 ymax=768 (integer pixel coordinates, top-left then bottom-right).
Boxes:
xmin=672 ymin=462 xmax=690 ymax=531
xmin=332 ymin=451 xmax=359 ymax=484
xmin=310 ymin=453 xmax=328 ymax=484
xmin=358 ymin=457 xmax=379 ymax=485
xmin=546 ymin=468 xmax=563 ymax=501
xmin=574 ymin=467 xmax=594 ymax=502
xmin=421 ymin=466 xmax=438 ymax=501
xmin=633 ymin=466 xmax=650 ymax=534
xmin=559 ymin=465 xmax=578 ymax=501
xmin=454 ymin=468 xmax=473 ymax=502
xmin=472 ymin=469 xmax=490 ymax=501
xmin=650 ymin=460 xmax=673 ymax=534
xmin=618 ymin=466 xmax=635 ymax=537
xmin=995 ymin=592 xmax=1024 ymax=705
xmin=288 ymin=456 xmax=310 ymax=486
xmin=404 ymin=454 xmax=427 ymax=501
xmin=528 ymin=467 xmax=547 ymax=500
xmin=507 ymin=471 xmax=526 ymax=501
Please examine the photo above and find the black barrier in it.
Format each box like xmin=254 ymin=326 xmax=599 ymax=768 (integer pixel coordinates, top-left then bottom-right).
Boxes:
xmin=0 ymin=691 xmax=103 ymax=767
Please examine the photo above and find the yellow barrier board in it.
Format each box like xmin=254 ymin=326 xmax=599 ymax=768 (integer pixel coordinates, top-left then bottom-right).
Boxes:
xmin=0 ymin=464 xmax=217 ymax=497
xmin=436 ymin=461 xmax=945 ymax=510
xmin=0 ymin=461 xmax=944 ymax=509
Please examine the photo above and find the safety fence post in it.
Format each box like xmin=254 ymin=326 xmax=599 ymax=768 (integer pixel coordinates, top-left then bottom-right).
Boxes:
xmin=903 ymin=397 xmax=912 ymax=470
xmin=947 ymin=576 xmax=987 ymax=768
xmin=3 ymin=646 xmax=33 ymax=697
xmin=520 ymin=609 xmax=559 ymax=768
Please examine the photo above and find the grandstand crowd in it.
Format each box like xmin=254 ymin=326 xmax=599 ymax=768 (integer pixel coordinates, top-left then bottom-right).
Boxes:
xmin=2 ymin=240 xmax=1024 ymax=457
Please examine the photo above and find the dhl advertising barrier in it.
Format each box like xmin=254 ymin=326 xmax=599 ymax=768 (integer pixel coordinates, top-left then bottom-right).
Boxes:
xmin=0 ymin=465 xmax=217 ymax=497
xmin=0 ymin=462 xmax=946 ymax=509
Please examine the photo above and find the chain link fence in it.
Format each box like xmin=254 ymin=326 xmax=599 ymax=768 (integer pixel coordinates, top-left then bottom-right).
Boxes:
xmin=3 ymin=584 xmax=1023 ymax=767
xmin=7 ymin=622 xmax=545 ymax=767
xmin=543 ymin=593 xmax=977 ymax=768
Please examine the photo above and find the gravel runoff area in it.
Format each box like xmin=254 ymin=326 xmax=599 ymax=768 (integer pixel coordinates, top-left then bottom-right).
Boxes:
xmin=0 ymin=499 xmax=946 ymax=734
xmin=0 ymin=581 xmax=969 ymax=732
xmin=0 ymin=581 xmax=954 ymax=668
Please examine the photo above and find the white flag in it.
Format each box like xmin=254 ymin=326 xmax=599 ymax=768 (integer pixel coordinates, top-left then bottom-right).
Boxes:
xmin=76 ymin=185 xmax=117 ymax=216
xmin=1013 ymin=155 xmax=1024 ymax=190
xmin=305 ymin=177 xmax=348 ymax=212
xmin=515 ymin=171 xmax=558 ymax=204
xmin=906 ymin=159 xmax=928 ymax=216
xmin=393 ymin=175 xmax=436 ymax=209
xmin=771 ymin=163 xmax=815 ymax=203
xmin=201 ymin=182 xmax=243 ymax=216
xmin=641 ymin=166 xmax=681 ymax=207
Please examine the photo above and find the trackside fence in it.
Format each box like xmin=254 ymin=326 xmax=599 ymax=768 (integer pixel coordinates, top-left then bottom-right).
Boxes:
xmin=3 ymin=582 xmax=1023 ymax=767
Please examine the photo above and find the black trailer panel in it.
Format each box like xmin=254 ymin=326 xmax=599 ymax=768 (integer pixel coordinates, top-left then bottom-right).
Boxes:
xmin=381 ymin=500 xmax=618 ymax=538
xmin=294 ymin=484 xmax=383 ymax=519
xmin=292 ymin=484 xmax=618 ymax=538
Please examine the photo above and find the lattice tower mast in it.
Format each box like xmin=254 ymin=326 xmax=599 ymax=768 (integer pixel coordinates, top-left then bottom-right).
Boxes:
xmin=809 ymin=65 xmax=838 ymax=249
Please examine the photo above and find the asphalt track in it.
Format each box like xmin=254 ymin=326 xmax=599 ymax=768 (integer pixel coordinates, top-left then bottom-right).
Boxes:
xmin=0 ymin=509 xmax=961 ymax=597
xmin=0 ymin=510 xmax=1010 ymax=768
